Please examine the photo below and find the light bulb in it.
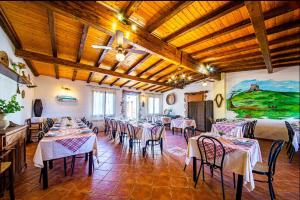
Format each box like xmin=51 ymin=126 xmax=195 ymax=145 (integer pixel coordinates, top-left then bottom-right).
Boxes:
xmin=116 ymin=52 xmax=125 ymax=62
xmin=171 ymin=75 xmax=175 ymax=80
xmin=131 ymin=24 xmax=137 ymax=32
xmin=117 ymin=13 xmax=124 ymax=21
xmin=181 ymin=74 xmax=186 ymax=79
xmin=202 ymin=82 xmax=208 ymax=87
xmin=187 ymin=76 xmax=192 ymax=81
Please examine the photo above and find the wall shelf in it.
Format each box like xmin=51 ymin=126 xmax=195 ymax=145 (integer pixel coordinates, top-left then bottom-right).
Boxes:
xmin=0 ymin=63 xmax=30 ymax=84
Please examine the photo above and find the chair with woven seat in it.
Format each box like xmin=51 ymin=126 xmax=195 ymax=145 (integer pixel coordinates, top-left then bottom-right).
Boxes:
xmin=252 ymin=140 xmax=284 ymax=200
xmin=117 ymin=120 xmax=127 ymax=144
xmin=0 ymin=148 xmax=14 ymax=200
xmin=143 ymin=124 xmax=164 ymax=158
xmin=194 ymin=135 xmax=227 ymax=200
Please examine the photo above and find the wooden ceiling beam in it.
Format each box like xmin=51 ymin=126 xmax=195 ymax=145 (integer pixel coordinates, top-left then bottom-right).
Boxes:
xmin=99 ymin=75 xmax=107 ymax=85
xmin=246 ymin=1 xmax=272 ymax=73
xmin=163 ymin=1 xmax=244 ymax=42
xmin=155 ymin=86 xmax=169 ymax=93
xmin=0 ymin=6 xmax=38 ymax=76
xmin=211 ymin=44 xmax=299 ymax=65
xmin=73 ymin=24 xmax=89 ymax=82
xmin=129 ymin=82 xmax=140 ymax=89
xmin=96 ymin=36 xmax=115 ymax=67
xmin=160 ymin=88 xmax=173 ymax=93
xmin=136 ymin=83 xmax=147 ymax=90
xmin=15 ymin=49 xmax=171 ymax=87
xmin=40 ymin=1 xmax=199 ymax=72
xmin=151 ymin=86 xmax=165 ymax=92
xmin=199 ymin=32 xmax=300 ymax=62
xmin=120 ymin=80 xmax=131 ymax=88
xmin=137 ymin=59 xmax=164 ymax=77
xmin=125 ymin=53 xmax=151 ymax=75
xmin=110 ymin=78 xmax=120 ymax=86
xmin=47 ymin=10 xmax=59 ymax=79
xmin=146 ymin=64 xmax=174 ymax=80
xmin=179 ymin=3 xmax=298 ymax=50
xmin=122 ymin=1 xmax=143 ymax=19
xmin=146 ymin=1 xmax=193 ymax=32
xmin=221 ymin=62 xmax=300 ymax=73
xmin=192 ymin=20 xmax=300 ymax=57
xmin=143 ymin=85 xmax=156 ymax=91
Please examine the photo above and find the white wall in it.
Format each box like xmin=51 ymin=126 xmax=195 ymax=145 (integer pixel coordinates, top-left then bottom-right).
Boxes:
xmin=0 ymin=27 xmax=35 ymax=125
xmin=225 ymin=66 xmax=300 ymax=141
xmin=163 ymin=81 xmax=214 ymax=116
xmin=34 ymin=76 xmax=162 ymax=120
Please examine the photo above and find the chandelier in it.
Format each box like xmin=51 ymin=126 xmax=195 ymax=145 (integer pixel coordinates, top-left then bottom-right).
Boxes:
xmin=167 ymin=68 xmax=192 ymax=88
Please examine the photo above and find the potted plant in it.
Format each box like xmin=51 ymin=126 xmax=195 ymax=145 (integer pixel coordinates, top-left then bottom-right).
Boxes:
xmin=0 ymin=95 xmax=23 ymax=130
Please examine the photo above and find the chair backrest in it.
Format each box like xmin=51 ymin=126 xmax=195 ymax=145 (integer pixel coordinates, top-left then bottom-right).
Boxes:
xmin=110 ymin=119 xmax=118 ymax=131
xmin=42 ymin=123 xmax=49 ymax=133
xmin=267 ymin=140 xmax=284 ymax=176
xmin=242 ymin=122 xmax=251 ymax=138
xmin=285 ymin=121 xmax=295 ymax=141
xmin=183 ymin=127 xmax=194 ymax=144
xmin=38 ymin=131 xmax=45 ymax=141
xmin=81 ymin=117 xmax=86 ymax=123
xmin=127 ymin=123 xmax=138 ymax=139
xmin=25 ymin=118 xmax=32 ymax=126
xmin=46 ymin=118 xmax=53 ymax=128
xmin=208 ymin=117 xmax=215 ymax=124
xmin=88 ymin=122 xmax=93 ymax=129
xmin=150 ymin=125 xmax=164 ymax=141
xmin=117 ymin=121 xmax=126 ymax=133
xmin=248 ymin=120 xmax=257 ymax=139
xmin=197 ymin=135 xmax=226 ymax=168
xmin=92 ymin=127 xmax=98 ymax=134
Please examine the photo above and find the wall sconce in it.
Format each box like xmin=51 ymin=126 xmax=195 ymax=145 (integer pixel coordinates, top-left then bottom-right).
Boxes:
xmin=141 ymin=94 xmax=146 ymax=107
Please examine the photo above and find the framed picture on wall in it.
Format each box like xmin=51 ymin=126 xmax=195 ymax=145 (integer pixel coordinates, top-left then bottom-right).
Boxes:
xmin=166 ymin=93 xmax=176 ymax=105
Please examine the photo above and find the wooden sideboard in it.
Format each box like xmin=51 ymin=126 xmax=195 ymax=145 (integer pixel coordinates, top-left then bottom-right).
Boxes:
xmin=0 ymin=125 xmax=27 ymax=175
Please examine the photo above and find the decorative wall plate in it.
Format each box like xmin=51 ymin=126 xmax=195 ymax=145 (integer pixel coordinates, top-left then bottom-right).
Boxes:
xmin=166 ymin=93 xmax=176 ymax=105
xmin=214 ymin=93 xmax=224 ymax=108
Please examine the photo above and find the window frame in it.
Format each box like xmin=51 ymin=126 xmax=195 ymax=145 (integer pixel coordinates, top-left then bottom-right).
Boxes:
xmin=92 ymin=90 xmax=116 ymax=117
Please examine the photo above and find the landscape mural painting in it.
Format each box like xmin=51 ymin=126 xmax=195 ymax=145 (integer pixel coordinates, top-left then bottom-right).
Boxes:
xmin=227 ymin=79 xmax=300 ymax=119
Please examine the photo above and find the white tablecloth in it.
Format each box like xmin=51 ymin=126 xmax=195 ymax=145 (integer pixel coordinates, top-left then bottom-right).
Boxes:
xmin=33 ymin=119 xmax=98 ymax=168
xmin=211 ymin=121 xmax=247 ymax=138
xmin=161 ymin=117 xmax=171 ymax=124
xmin=291 ymin=123 xmax=300 ymax=152
xmin=171 ymin=118 xmax=196 ymax=129
xmin=185 ymin=133 xmax=262 ymax=191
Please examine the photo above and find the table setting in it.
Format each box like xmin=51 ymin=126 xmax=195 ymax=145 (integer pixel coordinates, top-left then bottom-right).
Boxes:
xmin=212 ymin=120 xmax=248 ymax=138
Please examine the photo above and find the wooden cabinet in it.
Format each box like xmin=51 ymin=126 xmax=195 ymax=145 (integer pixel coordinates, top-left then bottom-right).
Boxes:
xmin=188 ymin=101 xmax=213 ymax=132
xmin=0 ymin=125 xmax=27 ymax=175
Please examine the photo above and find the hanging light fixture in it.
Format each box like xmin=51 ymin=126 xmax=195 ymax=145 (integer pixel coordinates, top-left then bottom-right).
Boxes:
xmin=116 ymin=48 xmax=125 ymax=62
xmin=167 ymin=67 xmax=192 ymax=88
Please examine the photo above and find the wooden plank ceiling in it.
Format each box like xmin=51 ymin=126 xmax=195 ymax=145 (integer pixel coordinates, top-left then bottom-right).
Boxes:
xmin=0 ymin=1 xmax=299 ymax=93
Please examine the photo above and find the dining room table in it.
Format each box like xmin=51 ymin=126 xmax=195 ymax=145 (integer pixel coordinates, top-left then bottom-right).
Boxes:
xmin=170 ymin=118 xmax=196 ymax=134
xmin=211 ymin=119 xmax=248 ymax=138
xmin=291 ymin=122 xmax=300 ymax=152
xmin=115 ymin=120 xmax=167 ymax=147
xmin=33 ymin=118 xmax=98 ymax=189
xmin=185 ymin=132 xmax=262 ymax=200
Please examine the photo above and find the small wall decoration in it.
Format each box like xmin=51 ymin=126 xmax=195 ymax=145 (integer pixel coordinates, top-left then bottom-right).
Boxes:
xmin=214 ymin=93 xmax=224 ymax=108
xmin=0 ymin=51 xmax=9 ymax=67
xmin=227 ymin=79 xmax=300 ymax=119
xmin=56 ymin=95 xmax=77 ymax=102
xmin=166 ymin=93 xmax=176 ymax=105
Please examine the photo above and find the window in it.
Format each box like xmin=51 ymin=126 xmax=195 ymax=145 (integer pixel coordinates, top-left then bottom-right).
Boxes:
xmin=125 ymin=94 xmax=139 ymax=120
xmin=148 ymin=97 xmax=160 ymax=114
xmin=92 ymin=91 xmax=115 ymax=117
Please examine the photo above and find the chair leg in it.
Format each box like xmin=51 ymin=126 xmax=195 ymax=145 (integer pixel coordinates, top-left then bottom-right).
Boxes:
xmin=151 ymin=142 xmax=154 ymax=158
xmin=268 ymin=176 xmax=275 ymax=200
xmin=71 ymin=156 xmax=75 ymax=176
xmin=233 ymin=172 xmax=236 ymax=188
xmin=39 ymin=169 xmax=43 ymax=183
xmin=289 ymin=148 xmax=295 ymax=163
xmin=85 ymin=153 xmax=88 ymax=161
xmin=183 ymin=164 xmax=187 ymax=171
xmin=220 ymin=169 xmax=225 ymax=200
xmin=160 ymin=138 xmax=163 ymax=155
xmin=172 ymin=127 xmax=174 ymax=135
xmin=8 ymin=165 xmax=14 ymax=200
xmin=202 ymin=163 xmax=205 ymax=181
xmin=194 ymin=162 xmax=202 ymax=188
xmin=64 ymin=158 xmax=67 ymax=176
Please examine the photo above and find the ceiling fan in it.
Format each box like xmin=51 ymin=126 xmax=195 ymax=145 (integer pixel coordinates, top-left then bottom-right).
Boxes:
xmin=92 ymin=30 xmax=147 ymax=62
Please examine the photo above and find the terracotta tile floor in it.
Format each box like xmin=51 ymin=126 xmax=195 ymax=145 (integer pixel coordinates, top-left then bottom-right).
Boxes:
xmin=2 ymin=130 xmax=299 ymax=200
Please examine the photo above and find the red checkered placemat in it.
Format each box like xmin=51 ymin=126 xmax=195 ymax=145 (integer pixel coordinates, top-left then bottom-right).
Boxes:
xmin=214 ymin=123 xmax=237 ymax=134
xmin=200 ymin=140 xmax=236 ymax=160
xmin=55 ymin=134 xmax=91 ymax=152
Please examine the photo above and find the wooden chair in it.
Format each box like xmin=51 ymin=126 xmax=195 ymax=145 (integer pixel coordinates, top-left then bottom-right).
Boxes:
xmin=127 ymin=124 xmax=140 ymax=150
xmin=0 ymin=148 xmax=14 ymax=200
xmin=252 ymin=140 xmax=284 ymax=200
xmin=194 ymin=135 xmax=227 ymax=200
xmin=25 ymin=118 xmax=42 ymax=143
xmin=142 ymin=125 xmax=164 ymax=158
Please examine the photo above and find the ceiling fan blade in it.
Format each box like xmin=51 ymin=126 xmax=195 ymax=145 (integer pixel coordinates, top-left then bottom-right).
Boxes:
xmin=116 ymin=30 xmax=124 ymax=47
xmin=126 ymin=49 xmax=146 ymax=54
xmin=91 ymin=45 xmax=112 ymax=50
